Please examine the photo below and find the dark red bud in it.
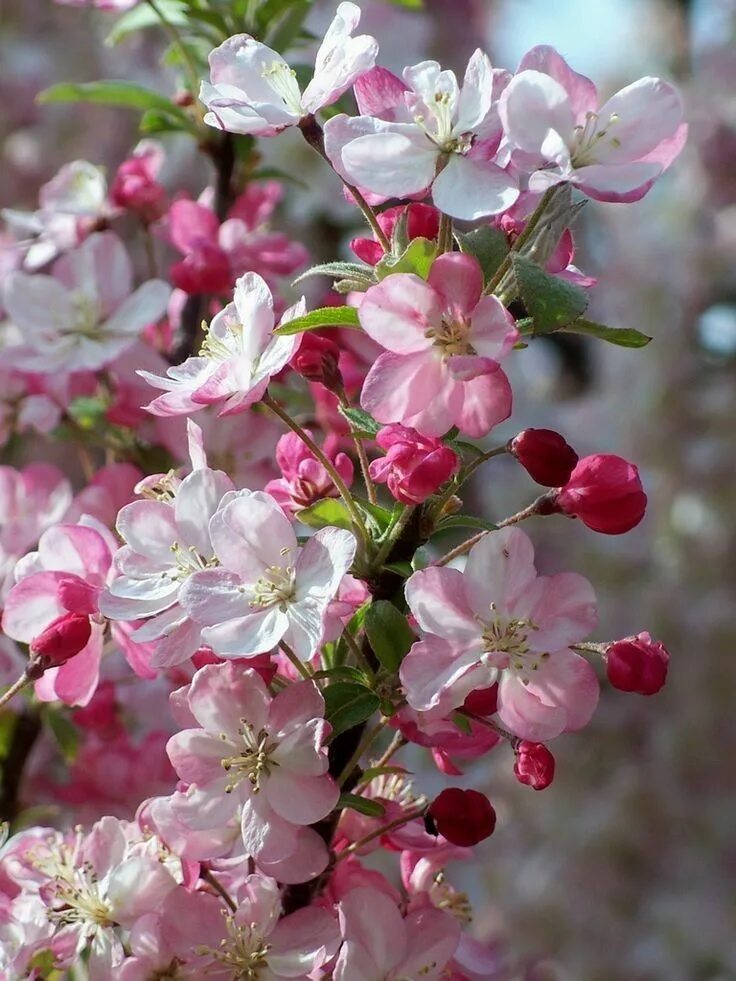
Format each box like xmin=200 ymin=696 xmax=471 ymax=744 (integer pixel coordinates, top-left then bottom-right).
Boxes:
xmin=606 ymin=632 xmax=669 ymax=695
xmin=29 ymin=613 xmax=92 ymax=669
xmin=509 ymin=428 xmax=578 ymax=487
xmin=291 ymin=334 xmax=343 ymax=392
xmin=514 ymin=740 xmax=555 ymax=790
xmin=462 ymin=684 xmax=498 ymax=717
xmin=428 ymin=787 xmax=496 ymax=846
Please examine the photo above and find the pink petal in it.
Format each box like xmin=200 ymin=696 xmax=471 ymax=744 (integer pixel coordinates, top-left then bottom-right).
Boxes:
xmin=464 ymin=527 xmax=538 ymax=620
xmin=405 ymin=566 xmax=479 ymax=642
xmin=432 ymin=153 xmax=518 ymax=220
xmin=265 ymin=770 xmax=339 ymax=825
xmin=359 ymin=275 xmax=439 ymax=355
xmin=518 ymin=45 xmax=598 ymax=120
xmin=454 ymin=367 xmax=512 ymax=437
xmin=499 ymin=70 xmax=575 ymax=153
xmin=427 ymin=252 xmax=483 ymax=321
xmin=268 ymin=680 xmax=326 ymax=735
xmin=187 ymin=662 xmax=270 ymax=736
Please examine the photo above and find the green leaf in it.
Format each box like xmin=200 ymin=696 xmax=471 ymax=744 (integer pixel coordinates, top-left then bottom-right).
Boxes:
xmin=338 ymin=792 xmax=385 ymax=818
xmin=558 ymin=317 xmax=652 ymax=348
xmin=456 ymin=226 xmax=509 ymax=282
xmin=435 ymin=514 xmax=498 ymax=533
xmin=359 ymin=764 xmax=407 ymax=783
xmin=43 ymin=707 xmax=80 ymax=763
xmin=383 ymin=560 xmax=413 ymax=577
xmin=106 ymin=1 xmax=189 ymax=45
xmin=294 ymin=262 xmax=374 ymax=289
xmin=38 ymin=81 xmax=190 ymax=124
xmin=452 ymin=711 xmax=472 ymax=734
xmin=311 ymin=666 xmax=370 ymax=684
xmin=384 ymin=0 xmax=424 ymax=7
xmin=264 ymin=0 xmax=312 ymax=51
xmin=68 ymin=396 xmax=108 ymax=430
xmin=338 ymin=405 xmax=380 ymax=438
xmin=364 ymin=601 xmax=415 ymax=673
xmin=274 ymin=305 xmax=361 ymax=336
xmin=375 ymin=237 xmax=437 ymax=281
xmin=511 ymin=253 xmax=588 ymax=333
xmin=324 ymin=682 xmax=380 ymax=738
xmin=296 ymin=498 xmax=354 ymax=531
xmin=140 ymin=107 xmax=196 ymax=135
xmin=355 ymin=499 xmax=394 ymax=534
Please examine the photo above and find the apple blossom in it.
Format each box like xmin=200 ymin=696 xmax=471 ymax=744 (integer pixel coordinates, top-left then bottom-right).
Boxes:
xmin=400 ymin=526 xmax=600 ymax=740
xmin=369 ymin=423 xmax=459 ymax=505
xmin=179 ymin=490 xmax=356 ymax=660
xmin=110 ymin=140 xmax=167 ymax=224
xmin=200 ymin=3 xmax=377 ymax=136
xmin=2 ymin=232 xmax=171 ymax=373
xmin=359 ymin=252 xmax=518 ymax=437
xmin=325 ymin=50 xmax=519 ymax=219
xmin=164 ymin=663 xmax=339 ymax=878
xmin=140 ymin=271 xmax=305 ymax=417
xmin=499 ymin=45 xmax=686 ymax=202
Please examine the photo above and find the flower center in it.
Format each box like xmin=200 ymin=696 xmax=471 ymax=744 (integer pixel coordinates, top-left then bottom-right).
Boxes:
xmin=31 ymin=843 xmax=114 ymax=932
xmin=68 ymin=292 xmax=103 ymax=339
xmin=261 ymin=60 xmax=303 ymax=116
xmin=431 ymin=870 xmax=473 ymax=924
xmin=425 ymin=318 xmax=474 ymax=357
xmin=480 ymin=606 xmax=549 ymax=682
xmin=199 ymin=915 xmax=271 ymax=979
xmin=249 ymin=562 xmax=296 ymax=609
xmin=221 ymin=720 xmax=279 ymax=793
xmin=199 ymin=317 xmax=245 ymax=362
xmin=167 ymin=542 xmax=218 ymax=582
xmin=571 ymin=110 xmax=622 ymax=166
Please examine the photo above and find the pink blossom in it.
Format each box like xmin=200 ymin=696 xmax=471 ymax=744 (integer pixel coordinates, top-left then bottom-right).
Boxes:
xmin=66 ymin=463 xmax=143 ymax=528
xmin=553 ymin=453 xmax=648 ymax=534
xmin=179 ymin=490 xmax=356 ymax=660
xmin=99 ymin=463 xmax=234 ymax=669
xmin=0 ymin=463 xmax=71 ymax=600
xmin=335 ymin=886 xmax=461 ymax=980
xmin=265 ymin=430 xmax=354 ymax=516
xmin=499 ymin=45 xmax=686 ymax=202
xmin=140 ymin=272 xmax=304 ymax=417
xmin=369 ymin=424 xmax=459 ymax=504
xmin=0 ymin=368 xmax=62 ymax=449
xmin=158 ymin=184 xmax=307 ymax=295
xmin=200 ymin=3 xmax=377 ymax=136
xmin=165 ymin=663 xmax=339 ymax=878
xmin=2 ymin=519 xmax=119 ymax=705
xmin=110 ymin=140 xmax=167 ymax=224
xmin=2 ymin=232 xmax=170 ymax=373
xmin=400 ymin=526 xmax=600 ymax=741
xmin=359 ymin=252 xmax=518 ymax=438
xmin=392 ymin=704 xmax=500 ymax=775
xmin=324 ymin=51 xmax=518 ymax=220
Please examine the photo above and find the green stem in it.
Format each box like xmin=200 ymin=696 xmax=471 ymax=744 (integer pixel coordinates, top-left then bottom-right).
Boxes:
xmin=372 ymin=505 xmax=416 ymax=571
xmin=339 ymin=390 xmax=377 ymax=506
xmin=341 ymin=628 xmax=374 ymax=679
xmin=484 ymin=185 xmax=562 ymax=296
xmin=437 ymin=213 xmax=453 ymax=254
xmin=145 ymin=0 xmax=202 ymax=99
xmin=459 ymin=445 xmax=508 ymax=485
xmin=202 ymin=867 xmax=237 ymax=912
xmin=457 ymin=707 xmax=518 ymax=747
xmin=336 ymin=718 xmax=387 ymax=786
xmin=262 ymin=394 xmax=370 ymax=549
xmin=354 ymin=731 xmax=406 ymax=791
xmin=279 ymin=641 xmax=313 ymax=682
xmin=433 ymin=496 xmax=549 ymax=567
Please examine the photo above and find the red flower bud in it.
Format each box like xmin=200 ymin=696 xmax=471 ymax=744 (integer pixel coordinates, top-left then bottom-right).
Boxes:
xmin=554 ymin=453 xmax=647 ymax=534
xmin=290 ymin=334 xmax=343 ymax=391
xmin=351 ymin=203 xmax=440 ymax=265
xmin=428 ymin=787 xmax=496 ymax=846
xmin=606 ymin=631 xmax=669 ymax=695
xmin=514 ymin=740 xmax=555 ymax=790
xmin=462 ymin=684 xmax=498 ymax=717
xmin=369 ymin=424 xmax=459 ymax=505
xmin=509 ymin=428 xmax=578 ymax=487
xmin=170 ymin=242 xmax=232 ymax=295
xmin=29 ymin=613 xmax=92 ymax=668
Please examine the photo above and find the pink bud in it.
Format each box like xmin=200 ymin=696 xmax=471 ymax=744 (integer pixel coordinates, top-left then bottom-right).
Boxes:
xmin=606 ymin=631 xmax=669 ymax=695
xmin=110 ymin=150 xmax=167 ymax=224
xmin=429 ymin=788 xmax=496 ymax=846
xmin=509 ymin=428 xmax=578 ymax=487
xmin=553 ymin=454 xmax=647 ymax=534
xmin=29 ymin=613 xmax=92 ymax=668
xmin=351 ymin=203 xmax=440 ymax=265
xmin=291 ymin=334 xmax=343 ymax=391
xmin=514 ymin=740 xmax=555 ymax=790
xmin=369 ymin=424 xmax=459 ymax=505
xmin=170 ymin=242 xmax=231 ymax=295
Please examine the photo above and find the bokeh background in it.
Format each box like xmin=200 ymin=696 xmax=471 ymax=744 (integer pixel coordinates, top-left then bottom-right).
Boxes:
xmin=1 ymin=1 xmax=735 ymax=977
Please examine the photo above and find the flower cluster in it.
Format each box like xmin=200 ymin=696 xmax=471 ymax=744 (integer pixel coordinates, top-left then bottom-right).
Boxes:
xmin=0 ymin=2 xmax=681 ymax=976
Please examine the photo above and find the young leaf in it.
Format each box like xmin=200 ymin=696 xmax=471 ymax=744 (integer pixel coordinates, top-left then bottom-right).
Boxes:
xmin=274 ymin=306 xmax=361 ymax=336
xmin=435 ymin=514 xmax=498 ymax=533
xmin=105 ymin=1 xmax=188 ymax=45
xmin=324 ymin=682 xmax=380 ymax=738
xmin=354 ymin=499 xmax=394 ymax=534
xmin=511 ymin=253 xmax=588 ymax=333
xmin=338 ymin=406 xmax=381 ymax=438
xmin=293 ymin=262 xmax=375 ymax=290
xmin=375 ymin=237 xmax=437 ymax=281
xmin=38 ymin=81 xmax=189 ymax=123
xmin=558 ymin=318 xmax=652 ymax=348
xmin=364 ymin=601 xmax=415 ymax=673
xmin=296 ymin=499 xmax=353 ymax=532
xmin=338 ymin=793 xmax=386 ymax=818
xmin=456 ymin=226 xmax=509 ymax=282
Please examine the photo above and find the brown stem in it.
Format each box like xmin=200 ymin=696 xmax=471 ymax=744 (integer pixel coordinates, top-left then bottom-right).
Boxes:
xmin=433 ymin=494 xmax=554 ymax=567
xmin=0 ymin=708 xmax=41 ymax=824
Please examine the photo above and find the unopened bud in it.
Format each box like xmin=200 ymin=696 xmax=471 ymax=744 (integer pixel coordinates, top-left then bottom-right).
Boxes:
xmin=553 ymin=453 xmax=647 ymax=534
xmin=428 ymin=787 xmax=496 ymax=846
xmin=29 ymin=613 xmax=92 ymax=669
xmin=509 ymin=428 xmax=578 ymax=487
xmin=514 ymin=740 xmax=555 ymax=790
xmin=291 ymin=335 xmax=343 ymax=392
xmin=606 ymin=631 xmax=669 ymax=695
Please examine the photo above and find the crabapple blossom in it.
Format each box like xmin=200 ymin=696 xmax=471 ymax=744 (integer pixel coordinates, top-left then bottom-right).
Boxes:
xmin=265 ymin=430 xmax=354 ymax=516
xmin=335 ymin=886 xmax=461 ymax=980
xmin=179 ymin=490 xmax=356 ymax=660
xmin=2 ymin=232 xmax=171 ymax=373
xmin=400 ymin=526 xmax=600 ymax=740
xmin=325 ymin=50 xmax=519 ymax=219
xmin=140 ymin=271 xmax=305 ymax=416
xmin=429 ymin=787 xmax=497 ymax=846
xmin=369 ymin=424 xmax=459 ymax=505
xmin=605 ymin=631 xmax=670 ymax=694
xmin=99 ymin=461 xmax=234 ymax=668
xmin=290 ymin=333 xmax=343 ymax=390
xmin=110 ymin=140 xmax=167 ymax=224
xmin=509 ymin=428 xmax=579 ymax=487
xmin=553 ymin=453 xmax=648 ymax=534
xmin=359 ymin=252 xmax=518 ymax=437
xmin=164 ymin=663 xmax=339 ymax=877
xmin=499 ymin=45 xmax=686 ymax=202
xmin=200 ymin=3 xmax=377 ymax=136
xmin=513 ymin=740 xmax=556 ymax=790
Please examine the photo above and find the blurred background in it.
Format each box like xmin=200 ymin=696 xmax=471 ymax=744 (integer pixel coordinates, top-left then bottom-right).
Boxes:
xmin=1 ymin=0 xmax=734 ymax=977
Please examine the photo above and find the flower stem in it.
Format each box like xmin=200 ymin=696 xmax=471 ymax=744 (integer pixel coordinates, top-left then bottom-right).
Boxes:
xmin=458 ymin=707 xmax=519 ymax=747
xmin=437 ymin=213 xmax=454 ymax=254
xmin=334 ymin=804 xmax=427 ymax=861
xmin=338 ymin=390 xmax=377 ymax=505
xmin=145 ymin=0 xmax=203 ymax=101
xmin=337 ymin=718 xmax=387 ymax=787
xmin=484 ymin=185 xmax=562 ymax=297
xmin=372 ymin=505 xmax=416 ymax=571
xmin=0 ymin=673 xmax=33 ymax=713
xmin=433 ymin=495 xmax=550 ymax=567
xmin=263 ymin=393 xmax=370 ymax=549
xmin=279 ymin=641 xmax=314 ymax=682
xmin=201 ymin=867 xmax=237 ymax=912
xmin=354 ymin=731 xmax=407 ymax=791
